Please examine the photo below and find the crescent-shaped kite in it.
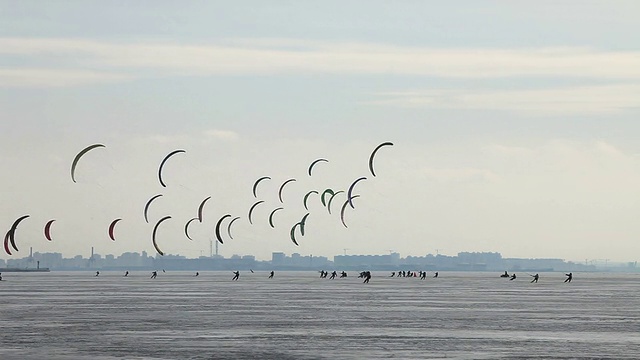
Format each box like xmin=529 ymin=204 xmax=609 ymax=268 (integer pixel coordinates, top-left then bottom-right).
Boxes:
xmin=320 ymin=189 xmax=335 ymax=207
xmin=152 ymin=216 xmax=172 ymax=256
xmin=215 ymin=214 xmax=232 ymax=244
xmin=248 ymin=200 xmax=265 ymax=225
xmin=108 ymin=218 xmax=122 ymax=241
xmin=303 ymin=190 xmax=318 ymax=211
xmin=4 ymin=231 xmax=12 ymax=255
xmin=158 ymin=149 xmax=186 ymax=187
xmin=268 ymin=207 xmax=284 ymax=228
xmin=227 ymin=216 xmax=241 ymax=240
xmin=347 ymin=177 xmax=367 ymax=209
xmin=9 ymin=214 xmax=30 ymax=252
xmin=299 ymin=213 xmax=311 ymax=236
xmin=252 ymin=176 xmax=271 ymax=198
xmin=340 ymin=195 xmax=360 ymax=228
xmin=289 ymin=222 xmax=301 ymax=246
xmin=197 ymin=196 xmax=211 ymax=222
xmin=278 ymin=178 xmax=296 ymax=203
xmin=44 ymin=219 xmax=55 ymax=241
xmin=184 ymin=217 xmax=198 ymax=241
xmin=326 ymin=191 xmax=344 ymax=215
xmin=308 ymin=158 xmax=328 ymax=176
xmin=71 ymin=144 xmax=105 ymax=183
xmin=369 ymin=142 xmax=393 ymax=177
xmin=143 ymin=194 xmax=163 ymax=223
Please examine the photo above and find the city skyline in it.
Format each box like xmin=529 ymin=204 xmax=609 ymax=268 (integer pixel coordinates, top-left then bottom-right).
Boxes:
xmin=1 ymin=240 xmax=629 ymax=266
xmin=3 ymin=247 xmax=631 ymax=273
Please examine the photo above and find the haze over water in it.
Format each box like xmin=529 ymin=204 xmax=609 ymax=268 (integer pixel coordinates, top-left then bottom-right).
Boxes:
xmin=1 ymin=271 xmax=639 ymax=359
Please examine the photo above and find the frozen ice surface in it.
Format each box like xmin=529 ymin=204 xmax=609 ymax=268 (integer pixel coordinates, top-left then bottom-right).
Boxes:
xmin=1 ymin=271 xmax=639 ymax=359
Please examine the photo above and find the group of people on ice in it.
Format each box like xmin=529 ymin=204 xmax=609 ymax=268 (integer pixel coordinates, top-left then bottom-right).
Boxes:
xmin=501 ymin=271 xmax=573 ymax=283
xmin=389 ymin=270 xmax=438 ymax=279
xmin=318 ymin=270 xmax=371 ymax=283
xmin=87 ymin=270 xmax=574 ymax=284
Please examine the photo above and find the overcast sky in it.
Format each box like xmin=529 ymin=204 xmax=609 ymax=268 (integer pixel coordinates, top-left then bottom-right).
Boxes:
xmin=1 ymin=1 xmax=639 ymax=263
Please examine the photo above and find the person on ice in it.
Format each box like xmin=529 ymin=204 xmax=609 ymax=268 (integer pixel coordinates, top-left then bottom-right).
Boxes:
xmin=232 ymin=271 xmax=240 ymax=281
xmin=530 ymin=274 xmax=539 ymax=283
xmin=363 ymin=271 xmax=371 ymax=283
xmin=124 ymin=271 xmax=129 ymax=277
xmin=433 ymin=272 xmax=439 ymax=278
xmin=150 ymin=271 xmax=157 ymax=279
xmin=329 ymin=271 xmax=337 ymax=279
xmin=269 ymin=271 xmax=274 ymax=279
xmin=564 ymin=273 xmax=573 ymax=283
xmin=509 ymin=273 xmax=517 ymax=281
xmin=420 ymin=271 xmax=426 ymax=280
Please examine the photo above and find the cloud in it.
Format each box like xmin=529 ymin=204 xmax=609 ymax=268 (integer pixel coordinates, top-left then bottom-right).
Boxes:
xmin=1 ymin=37 xmax=640 ymax=87
xmin=485 ymin=144 xmax=535 ymax=156
xmin=483 ymin=140 xmax=639 ymax=186
xmin=488 ymin=140 xmax=632 ymax=159
xmin=135 ymin=134 xmax=190 ymax=145
xmin=371 ymin=84 xmax=640 ymax=115
xmin=204 ymin=129 xmax=239 ymax=141
xmin=419 ymin=167 xmax=501 ymax=183
xmin=0 ymin=68 xmax=130 ymax=88
xmin=594 ymin=141 xmax=625 ymax=157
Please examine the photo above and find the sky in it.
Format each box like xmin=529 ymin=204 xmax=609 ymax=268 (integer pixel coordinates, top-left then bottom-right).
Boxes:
xmin=1 ymin=1 xmax=639 ymax=263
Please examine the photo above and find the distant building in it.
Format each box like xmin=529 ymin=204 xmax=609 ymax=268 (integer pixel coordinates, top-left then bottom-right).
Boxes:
xmin=334 ymin=253 xmax=400 ymax=269
xmin=272 ymin=252 xmax=286 ymax=265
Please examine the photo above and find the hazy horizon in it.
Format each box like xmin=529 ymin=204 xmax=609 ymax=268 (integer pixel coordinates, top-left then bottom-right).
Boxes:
xmin=2 ymin=2 xmax=640 ymax=263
